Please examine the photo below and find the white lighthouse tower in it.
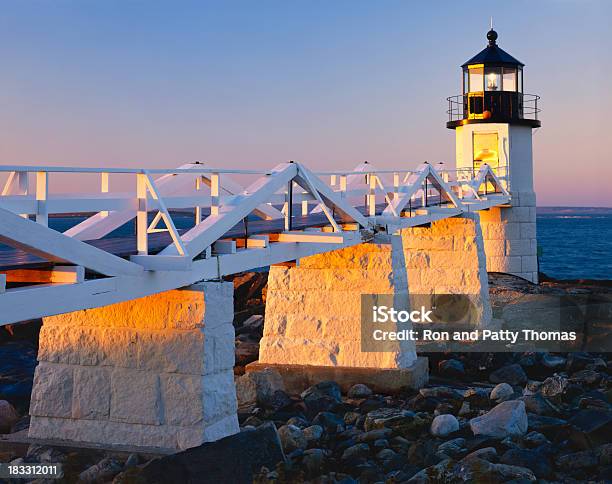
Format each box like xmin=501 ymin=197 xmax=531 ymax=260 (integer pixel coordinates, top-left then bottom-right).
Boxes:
xmin=447 ymin=28 xmax=541 ymax=283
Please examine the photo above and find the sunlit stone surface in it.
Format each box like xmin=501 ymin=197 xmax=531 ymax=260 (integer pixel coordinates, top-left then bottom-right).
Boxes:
xmin=28 ymin=282 xmax=239 ymax=450
xmin=400 ymin=213 xmax=492 ymax=328
xmin=259 ymin=237 xmax=417 ymax=368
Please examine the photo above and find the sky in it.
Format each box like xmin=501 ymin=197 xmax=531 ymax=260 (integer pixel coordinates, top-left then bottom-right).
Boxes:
xmin=0 ymin=0 xmax=610 ymax=206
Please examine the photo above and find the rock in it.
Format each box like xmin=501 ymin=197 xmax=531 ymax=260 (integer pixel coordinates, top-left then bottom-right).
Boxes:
xmin=312 ymin=412 xmax=345 ymax=434
xmin=420 ymin=386 xmax=462 ymax=401
xmin=490 ymin=383 xmax=514 ymax=403
xmin=341 ymin=443 xmax=370 ymax=463
xmin=26 ymin=445 xmax=66 ymax=463
xmin=301 ymin=448 xmax=328 ymax=475
xmin=523 ymin=431 xmax=549 ymax=448
xmin=235 ymin=375 xmax=257 ymax=413
xmin=539 ymin=375 xmax=568 ymax=401
xmin=522 ymin=380 xmax=541 ymax=396
xmin=301 ymin=381 xmax=342 ymax=415
xmin=541 ymin=353 xmax=566 ymax=370
xmin=267 ymin=390 xmax=292 ymax=411
xmin=303 ymin=425 xmax=323 ymax=443
xmin=124 ymin=454 xmax=139 ymax=469
xmin=438 ymin=359 xmax=465 ymax=378
xmin=242 ymin=314 xmax=264 ymax=331
xmin=556 ymin=450 xmax=598 ymax=470
xmin=430 ymin=414 xmax=459 ymax=437
xmin=277 ymin=424 xmax=307 ymax=452
xmin=127 ymin=422 xmax=284 ymax=483
xmin=569 ymin=409 xmax=612 ymax=449
xmin=527 ymin=414 xmax=567 ymax=438
xmin=343 ymin=411 xmax=361 ymax=426
xmin=407 ymin=458 xmax=454 ymax=483
xmin=376 ymin=448 xmax=396 ymax=461
xmin=463 ymin=447 xmax=498 ymax=462
xmin=571 ymin=369 xmax=601 ymax=386
xmin=235 ymin=368 xmax=284 ymax=412
xmin=364 ymin=408 xmax=419 ymax=433
xmin=500 ymin=448 xmax=552 ymax=479
xmin=286 ymin=416 xmax=308 ymax=428
xmin=520 ymin=394 xmax=557 ymax=415
xmin=356 ymin=428 xmax=393 ymax=442
xmin=0 ymin=400 xmax=19 ymax=432
xmin=470 ymin=400 xmax=528 ymax=438
xmin=79 ymin=458 xmax=123 ymax=484
xmin=489 ymin=364 xmax=528 ymax=386
xmin=596 ymin=443 xmax=612 ymax=465
xmin=463 ymin=387 xmax=490 ymax=408
xmin=455 ymin=458 xmax=536 ymax=482
xmin=436 ymin=438 xmax=466 ymax=458
xmin=347 ymin=384 xmax=372 ymax=399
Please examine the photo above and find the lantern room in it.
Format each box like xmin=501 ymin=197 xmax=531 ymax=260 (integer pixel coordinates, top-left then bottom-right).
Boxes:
xmin=447 ymin=29 xmax=541 ymax=129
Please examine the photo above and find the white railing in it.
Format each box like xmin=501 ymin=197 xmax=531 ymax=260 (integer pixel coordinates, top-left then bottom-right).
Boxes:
xmin=0 ymin=160 xmax=510 ymax=324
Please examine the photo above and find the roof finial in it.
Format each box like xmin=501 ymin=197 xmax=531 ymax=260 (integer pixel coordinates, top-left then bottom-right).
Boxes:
xmin=487 ymin=19 xmax=498 ymax=46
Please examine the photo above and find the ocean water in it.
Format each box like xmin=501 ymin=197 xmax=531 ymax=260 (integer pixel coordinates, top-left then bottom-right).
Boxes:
xmin=537 ymin=208 xmax=612 ymax=280
xmin=3 ymin=208 xmax=611 ymax=282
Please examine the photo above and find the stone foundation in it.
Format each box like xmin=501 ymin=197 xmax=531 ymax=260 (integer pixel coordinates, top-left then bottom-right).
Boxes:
xmin=400 ymin=213 xmax=492 ymax=327
xmin=28 ymin=283 xmax=239 ymax=451
xmin=258 ymin=239 xmax=417 ymax=369
xmin=479 ymin=191 xmax=538 ymax=283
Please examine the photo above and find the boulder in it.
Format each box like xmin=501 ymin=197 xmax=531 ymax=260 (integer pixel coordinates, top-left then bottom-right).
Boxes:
xmin=438 ymin=359 xmax=465 ymax=378
xmin=123 ymin=422 xmax=284 ymax=484
xmin=569 ymin=409 xmax=612 ymax=449
xmin=79 ymin=458 xmax=123 ymax=484
xmin=489 ymin=364 xmax=527 ymax=386
xmin=470 ymin=400 xmax=528 ymax=438
xmin=490 ymin=383 xmax=514 ymax=403
xmin=500 ymin=448 xmax=552 ymax=479
xmin=301 ymin=381 xmax=342 ymax=415
xmin=0 ymin=400 xmax=19 ymax=433
xmin=430 ymin=414 xmax=459 ymax=437
xmin=347 ymin=383 xmax=372 ymax=399
xmin=277 ymin=424 xmax=307 ymax=452
xmin=235 ymin=368 xmax=284 ymax=412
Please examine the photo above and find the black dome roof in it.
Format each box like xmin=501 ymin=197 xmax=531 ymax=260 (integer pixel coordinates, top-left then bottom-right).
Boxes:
xmin=462 ymin=29 xmax=524 ymax=68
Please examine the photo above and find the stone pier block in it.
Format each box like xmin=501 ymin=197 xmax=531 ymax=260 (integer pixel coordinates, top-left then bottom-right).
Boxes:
xmin=258 ymin=239 xmax=419 ymax=372
xmin=29 ymin=282 xmax=239 ymax=451
xmin=400 ymin=213 xmax=492 ymax=328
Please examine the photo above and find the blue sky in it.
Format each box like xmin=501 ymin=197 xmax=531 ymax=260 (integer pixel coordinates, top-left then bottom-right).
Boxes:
xmin=0 ymin=1 xmax=610 ymax=205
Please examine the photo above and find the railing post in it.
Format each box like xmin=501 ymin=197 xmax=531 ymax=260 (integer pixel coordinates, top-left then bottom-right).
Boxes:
xmin=136 ymin=173 xmax=148 ymax=255
xmin=195 ymin=176 xmax=202 ymax=225
xmin=393 ymin=172 xmax=399 ymax=201
xmin=100 ymin=172 xmax=109 ymax=218
xmin=285 ymin=181 xmax=293 ymax=231
xmin=210 ymin=173 xmax=220 ymax=216
xmin=340 ymin=175 xmax=347 ymax=199
xmin=368 ymin=174 xmax=376 ymax=217
xmin=36 ymin=172 xmax=48 ymax=226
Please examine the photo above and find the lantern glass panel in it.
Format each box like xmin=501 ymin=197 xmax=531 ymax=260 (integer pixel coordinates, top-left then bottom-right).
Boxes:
xmin=468 ymin=66 xmax=484 ymax=92
xmin=502 ymin=67 xmax=517 ymax=91
xmin=485 ymin=67 xmax=502 ymax=91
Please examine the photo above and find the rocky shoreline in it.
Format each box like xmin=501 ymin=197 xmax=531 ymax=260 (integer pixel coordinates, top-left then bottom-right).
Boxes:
xmin=0 ymin=272 xmax=610 ymax=483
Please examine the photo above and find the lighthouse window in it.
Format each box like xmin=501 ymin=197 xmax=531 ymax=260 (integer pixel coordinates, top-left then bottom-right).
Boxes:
xmin=468 ymin=66 xmax=484 ymax=92
xmin=485 ymin=67 xmax=501 ymax=91
xmin=502 ymin=67 xmax=517 ymax=91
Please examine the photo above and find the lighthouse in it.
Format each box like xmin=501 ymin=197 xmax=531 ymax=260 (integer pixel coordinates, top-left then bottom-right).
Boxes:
xmin=447 ymin=28 xmax=541 ymax=283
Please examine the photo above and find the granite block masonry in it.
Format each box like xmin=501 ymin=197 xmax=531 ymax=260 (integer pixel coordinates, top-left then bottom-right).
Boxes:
xmin=259 ymin=237 xmax=418 ymax=369
xmin=28 ymin=282 xmax=239 ymax=451
xmin=479 ymin=191 xmax=538 ymax=284
xmin=400 ymin=213 xmax=492 ymax=328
